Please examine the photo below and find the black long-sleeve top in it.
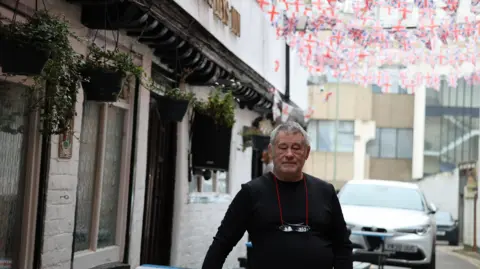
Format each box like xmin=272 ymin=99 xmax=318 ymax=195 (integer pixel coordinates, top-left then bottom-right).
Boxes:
xmin=202 ymin=172 xmax=353 ymax=269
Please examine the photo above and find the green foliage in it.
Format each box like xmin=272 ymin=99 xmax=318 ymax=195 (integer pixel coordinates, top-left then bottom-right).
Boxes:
xmin=164 ymin=87 xmax=195 ymax=101
xmin=144 ymin=79 xmax=195 ymax=102
xmin=83 ymin=43 xmax=143 ymax=78
xmin=193 ymin=86 xmax=236 ymax=128
xmin=239 ymin=127 xmax=266 ymax=137
xmin=0 ymin=11 xmax=84 ymax=135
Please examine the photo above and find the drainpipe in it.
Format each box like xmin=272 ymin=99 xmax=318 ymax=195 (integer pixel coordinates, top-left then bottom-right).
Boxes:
xmin=33 ymin=87 xmax=53 ymax=269
xmin=474 ymin=192 xmax=478 ymax=252
xmin=123 ymin=78 xmax=140 ymax=263
xmin=285 ymin=44 xmax=290 ymax=102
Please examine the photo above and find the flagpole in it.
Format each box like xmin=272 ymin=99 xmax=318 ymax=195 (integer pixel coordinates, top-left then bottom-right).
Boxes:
xmin=333 ymin=77 xmax=340 ymax=182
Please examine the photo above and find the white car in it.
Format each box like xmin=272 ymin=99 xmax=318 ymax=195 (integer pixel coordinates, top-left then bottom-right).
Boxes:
xmin=338 ymin=179 xmax=437 ymax=269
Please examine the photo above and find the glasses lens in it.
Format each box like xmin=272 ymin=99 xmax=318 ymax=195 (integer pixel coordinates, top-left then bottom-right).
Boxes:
xmin=279 ymin=224 xmax=310 ymax=233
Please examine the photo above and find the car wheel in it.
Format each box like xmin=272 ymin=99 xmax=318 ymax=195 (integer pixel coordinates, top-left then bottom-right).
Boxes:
xmin=449 ymin=239 xmax=459 ymax=246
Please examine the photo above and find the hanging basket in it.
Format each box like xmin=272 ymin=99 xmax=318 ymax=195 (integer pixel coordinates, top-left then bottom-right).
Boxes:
xmin=251 ymin=135 xmax=270 ymax=151
xmin=191 ymin=112 xmax=232 ymax=171
xmin=155 ymin=95 xmax=190 ymax=122
xmin=0 ymin=37 xmax=49 ymax=75
xmin=81 ymin=68 xmax=124 ymax=102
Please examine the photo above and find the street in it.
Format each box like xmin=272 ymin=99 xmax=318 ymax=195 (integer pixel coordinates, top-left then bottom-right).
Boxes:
xmin=371 ymin=245 xmax=479 ymax=269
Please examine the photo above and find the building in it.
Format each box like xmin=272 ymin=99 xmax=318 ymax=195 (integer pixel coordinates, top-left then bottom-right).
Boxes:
xmin=0 ymin=1 xmax=307 ymax=269
xmin=304 ymin=74 xmax=480 ymax=189
xmin=165 ymin=1 xmax=308 ymax=269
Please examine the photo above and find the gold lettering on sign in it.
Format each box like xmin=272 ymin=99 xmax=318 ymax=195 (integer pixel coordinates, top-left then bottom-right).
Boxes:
xmin=210 ymin=0 xmax=240 ymax=35
xmin=230 ymin=7 xmax=241 ymax=37
xmin=213 ymin=0 xmax=229 ymax=25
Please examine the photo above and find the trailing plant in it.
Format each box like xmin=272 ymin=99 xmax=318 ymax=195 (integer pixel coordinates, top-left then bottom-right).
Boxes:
xmin=193 ymin=86 xmax=236 ymax=128
xmin=0 ymin=11 xmax=84 ymax=135
xmin=82 ymin=43 xmax=143 ymax=78
xmin=144 ymin=79 xmax=195 ymax=102
xmin=238 ymin=126 xmax=271 ymax=152
xmin=239 ymin=126 xmax=268 ymax=137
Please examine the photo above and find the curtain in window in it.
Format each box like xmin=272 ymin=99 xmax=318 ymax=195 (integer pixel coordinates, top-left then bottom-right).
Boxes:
xmin=0 ymin=82 xmax=29 ymax=265
xmin=97 ymin=106 xmax=125 ymax=248
xmin=75 ymin=102 xmax=101 ymax=251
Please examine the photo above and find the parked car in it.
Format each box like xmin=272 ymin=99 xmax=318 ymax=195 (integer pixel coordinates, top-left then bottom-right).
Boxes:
xmin=338 ymin=179 xmax=437 ymax=269
xmin=435 ymin=211 xmax=459 ymax=246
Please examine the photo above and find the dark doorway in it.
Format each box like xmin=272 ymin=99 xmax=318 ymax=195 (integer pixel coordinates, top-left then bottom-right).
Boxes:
xmin=140 ymin=97 xmax=177 ymax=265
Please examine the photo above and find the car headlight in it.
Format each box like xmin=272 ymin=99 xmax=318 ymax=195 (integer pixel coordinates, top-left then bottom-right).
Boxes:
xmin=395 ymin=224 xmax=431 ymax=235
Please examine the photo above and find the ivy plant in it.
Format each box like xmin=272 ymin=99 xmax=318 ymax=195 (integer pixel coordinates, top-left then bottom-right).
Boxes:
xmin=82 ymin=43 xmax=143 ymax=78
xmin=0 ymin=11 xmax=84 ymax=135
xmin=144 ymin=79 xmax=195 ymax=102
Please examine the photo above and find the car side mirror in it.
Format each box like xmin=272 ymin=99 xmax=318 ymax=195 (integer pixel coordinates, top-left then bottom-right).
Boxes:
xmin=429 ymin=203 xmax=437 ymax=214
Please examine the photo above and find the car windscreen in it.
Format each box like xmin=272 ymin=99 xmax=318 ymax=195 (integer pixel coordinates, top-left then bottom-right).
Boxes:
xmin=339 ymin=183 xmax=425 ymax=211
xmin=435 ymin=211 xmax=453 ymax=224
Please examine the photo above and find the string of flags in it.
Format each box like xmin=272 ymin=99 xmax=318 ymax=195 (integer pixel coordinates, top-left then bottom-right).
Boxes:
xmin=270 ymin=87 xmax=316 ymax=124
xmin=261 ymin=0 xmax=480 ymax=92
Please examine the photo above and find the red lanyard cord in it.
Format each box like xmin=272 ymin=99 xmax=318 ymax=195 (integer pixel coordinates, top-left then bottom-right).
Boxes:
xmin=273 ymin=174 xmax=309 ymax=226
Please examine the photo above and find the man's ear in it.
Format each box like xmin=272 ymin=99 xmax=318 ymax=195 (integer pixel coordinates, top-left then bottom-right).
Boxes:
xmin=305 ymin=145 xmax=311 ymax=160
xmin=268 ymin=143 xmax=273 ymax=157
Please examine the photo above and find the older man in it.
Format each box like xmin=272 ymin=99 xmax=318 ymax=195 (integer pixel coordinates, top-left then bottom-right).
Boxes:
xmin=202 ymin=121 xmax=352 ymax=269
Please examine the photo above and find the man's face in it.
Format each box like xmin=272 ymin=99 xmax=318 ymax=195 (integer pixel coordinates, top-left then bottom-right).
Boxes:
xmin=269 ymin=131 xmax=310 ymax=176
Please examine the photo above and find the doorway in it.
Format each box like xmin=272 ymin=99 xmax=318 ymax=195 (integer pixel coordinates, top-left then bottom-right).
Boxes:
xmin=140 ymin=97 xmax=177 ymax=265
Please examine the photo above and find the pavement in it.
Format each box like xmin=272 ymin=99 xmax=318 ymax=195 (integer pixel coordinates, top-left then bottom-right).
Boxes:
xmin=370 ymin=244 xmax=480 ymax=269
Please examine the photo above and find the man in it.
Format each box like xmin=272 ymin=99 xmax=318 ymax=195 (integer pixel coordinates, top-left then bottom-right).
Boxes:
xmin=202 ymin=121 xmax=352 ymax=269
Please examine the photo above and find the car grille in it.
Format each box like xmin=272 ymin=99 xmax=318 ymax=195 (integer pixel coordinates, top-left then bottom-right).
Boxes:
xmin=389 ymin=250 xmax=426 ymax=261
xmin=362 ymin=227 xmax=387 ymax=251
xmin=437 ymin=225 xmax=452 ymax=230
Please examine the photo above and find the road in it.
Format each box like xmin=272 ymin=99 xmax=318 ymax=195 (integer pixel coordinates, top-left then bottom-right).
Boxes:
xmin=371 ymin=245 xmax=479 ymax=269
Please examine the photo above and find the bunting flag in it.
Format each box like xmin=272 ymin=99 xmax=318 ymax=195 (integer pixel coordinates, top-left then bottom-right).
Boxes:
xmin=256 ymin=0 xmax=480 ymax=91
xmin=324 ymin=92 xmax=334 ymax=102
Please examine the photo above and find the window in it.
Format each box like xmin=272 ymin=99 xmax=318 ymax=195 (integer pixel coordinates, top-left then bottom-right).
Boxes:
xmin=397 ymin=129 xmax=414 ymax=158
xmin=308 ymin=120 xmax=355 ymax=152
xmin=74 ymin=94 xmax=132 ymax=267
xmin=371 ymin=68 xmax=408 ymax=94
xmin=435 ymin=211 xmax=454 ymax=224
xmin=339 ymin=183 xmax=425 ymax=211
xmin=0 ymin=82 xmax=31 ymax=269
xmin=367 ymin=128 xmax=413 ymax=159
xmin=189 ymin=170 xmax=228 ymax=194
xmin=379 ymin=128 xmax=396 ymax=158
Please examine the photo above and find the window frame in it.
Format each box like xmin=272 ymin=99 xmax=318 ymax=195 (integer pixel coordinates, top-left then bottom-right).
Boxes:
xmin=367 ymin=127 xmax=413 ymax=159
xmin=73 ymin=89 xmax=134 ymax=269
xmin=0 ymin=77 xmax=42 ymax=269
xmin=314 ymin=120 xmax=355 ymax=152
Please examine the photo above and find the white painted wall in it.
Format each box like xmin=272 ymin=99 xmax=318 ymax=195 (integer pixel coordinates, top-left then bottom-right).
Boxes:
xmin=173 ymin=0 xmax=309 ymax=109
xmin=36 ymin=1 xmax=152 ymax=269
xmin=353 ymin=120 xmax=376 ymax=180
xmin=289 ymin=49 xmax=309 ymax=110
xmin=416 ymin=170 xmax=459 ymax=219
xmin=170 ymin=86 xmax=259 ymax=269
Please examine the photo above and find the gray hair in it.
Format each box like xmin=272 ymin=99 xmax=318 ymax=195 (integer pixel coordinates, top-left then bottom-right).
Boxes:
xmin=270 ymin=121 xmax=310 ymax=147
